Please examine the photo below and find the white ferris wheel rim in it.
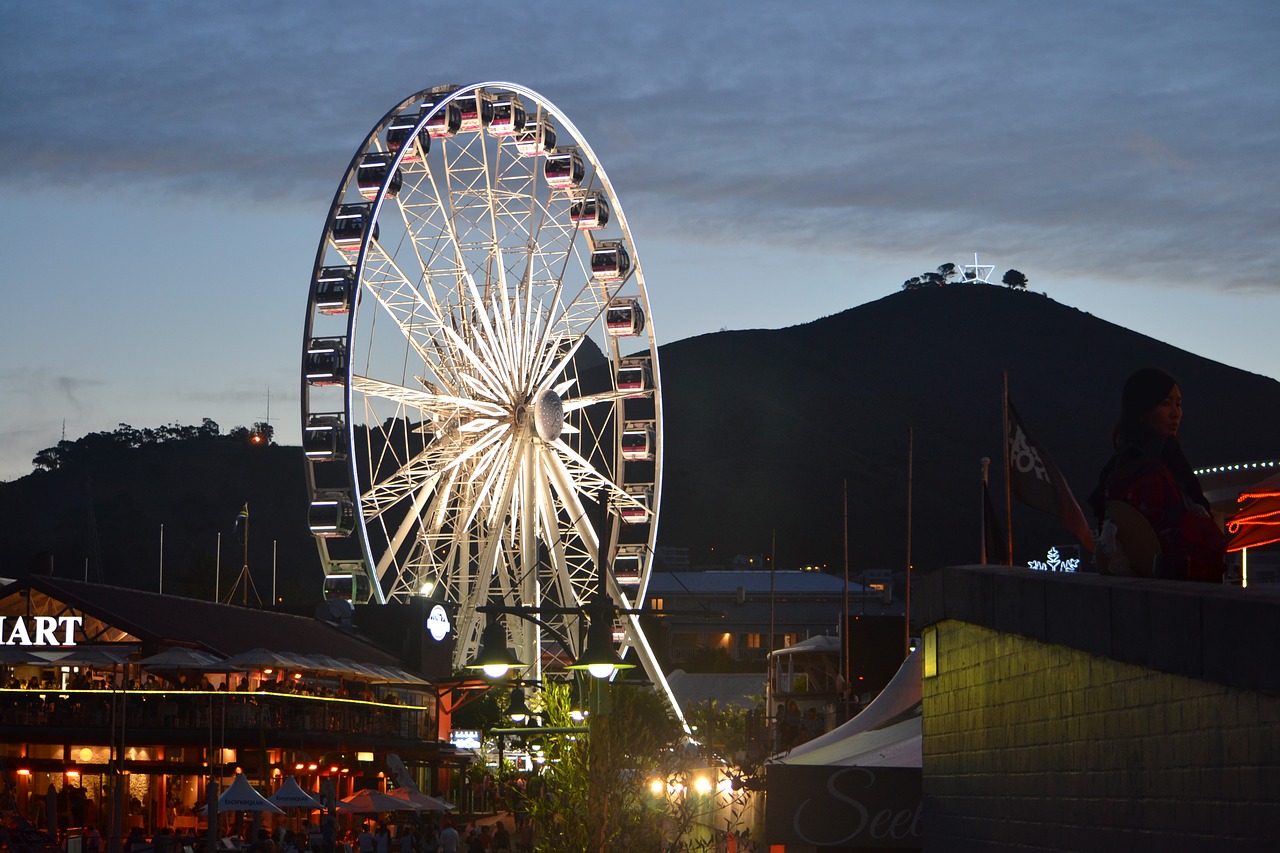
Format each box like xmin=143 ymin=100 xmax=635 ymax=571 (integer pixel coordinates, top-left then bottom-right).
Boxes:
xmin=300 ymin=82 xmax=666 ymax=690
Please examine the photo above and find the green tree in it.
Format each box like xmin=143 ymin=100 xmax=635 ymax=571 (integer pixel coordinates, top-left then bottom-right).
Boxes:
xmin=511 ymin=680 xmax=746 ymax=852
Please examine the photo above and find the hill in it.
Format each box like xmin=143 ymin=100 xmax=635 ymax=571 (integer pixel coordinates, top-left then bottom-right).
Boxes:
xmin=3 ymin=284 xmax=1277 ymax=593
xmin=657 ymin=284 xmax=1280 ymax=570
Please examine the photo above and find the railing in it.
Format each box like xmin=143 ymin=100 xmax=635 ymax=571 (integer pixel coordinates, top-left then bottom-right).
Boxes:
xmin=0 ymin=688 xmax=434 ymax=744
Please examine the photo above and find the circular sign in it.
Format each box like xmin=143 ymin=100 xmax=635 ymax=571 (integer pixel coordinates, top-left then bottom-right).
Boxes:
xmin=426 ymin=604 xmax=451 ymax=642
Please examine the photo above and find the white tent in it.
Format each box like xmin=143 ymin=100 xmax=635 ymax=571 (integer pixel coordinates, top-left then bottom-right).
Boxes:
xmin=777 ymin=648 xmax=921 ymax=767
xmin=765 ymin=650 xmax=923 ymax=848
xmin=219 ymin=774 xmax=285 ymax=814
xmin=269 ymin=777 xmax=325 ymax=810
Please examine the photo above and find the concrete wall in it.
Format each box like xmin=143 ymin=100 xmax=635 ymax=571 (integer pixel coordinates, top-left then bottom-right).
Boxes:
xmin=915 ymin=566 xmax=1280 ymax=851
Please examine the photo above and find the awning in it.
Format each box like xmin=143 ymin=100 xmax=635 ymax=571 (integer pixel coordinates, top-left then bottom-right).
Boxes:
xmin=766 ymin=651 xmax=922 ymax=849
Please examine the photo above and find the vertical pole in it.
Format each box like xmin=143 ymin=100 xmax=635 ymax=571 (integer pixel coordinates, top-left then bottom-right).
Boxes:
xmin=1003 ymin=370 xmax=1014 ymax=566
xmin=842 ymin=479 xmax=850 ymax=719
xmin=905 ymin=427 xmax=913 ymax=657
xmin=980 ymin=457 xmax=991 ymax=566
xmin=159 ymin=523 xmax=164 ymax=595
xmin=242 ymin=503 xmax=250 ymax=607
xmin=272 ymin=540 xmax=278 ymax=605
xmin=215 ymin=533 xmax=221 ymax=603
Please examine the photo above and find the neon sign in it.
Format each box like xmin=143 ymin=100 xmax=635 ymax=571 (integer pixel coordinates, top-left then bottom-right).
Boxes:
xmin=0 ymin=616 xmax=83 ymax=646
xmin=1028 ymin=547 xmax=1079 ymax=573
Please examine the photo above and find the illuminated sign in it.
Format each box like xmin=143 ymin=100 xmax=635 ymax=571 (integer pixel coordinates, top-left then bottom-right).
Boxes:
xmin=450 ymin=729 xmax=482 ymax=750
xmin=1028 ymin=547 xmax=1079 ymax=573
xmin=1 ymin=616 xmax=83 ymax=646
xmin=426 ymin=604 xmax=451 ymax=642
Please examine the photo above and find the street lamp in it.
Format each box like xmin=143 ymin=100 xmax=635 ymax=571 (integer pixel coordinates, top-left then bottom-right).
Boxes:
xmin=465 ymin=619 xmax=525 ymax=679
xmin=566 ymin=594 xmax=634 ymax=679
xmin=506 ymin=685 xmax=532 ymax=723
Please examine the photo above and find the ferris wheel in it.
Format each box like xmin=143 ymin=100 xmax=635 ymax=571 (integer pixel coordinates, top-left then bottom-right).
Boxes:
xmin=300 ymin=82 xmax=668 ymax=692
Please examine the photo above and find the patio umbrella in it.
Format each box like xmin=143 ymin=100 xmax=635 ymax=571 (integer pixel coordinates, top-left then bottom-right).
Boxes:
xmin=269 ymin=777 xmax=325 ymax=810
xmin=219 ymin=774 xmax=285 ymax=814
xmin=137 ymin=647 xmax=229 ymax=669
xmin=0 ymin=646 xmax=49 ymax=664
xmin=385 ymin=788 xmax=450 ymax=812
xmin=337 ymin=789 xmax=422 ymax=813
xmin=48 ymin=645 xmax=136 ymax=667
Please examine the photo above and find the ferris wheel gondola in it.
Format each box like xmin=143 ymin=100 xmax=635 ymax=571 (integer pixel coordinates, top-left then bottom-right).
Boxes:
xmin=300 ymin=82 xmax=672 ymax=710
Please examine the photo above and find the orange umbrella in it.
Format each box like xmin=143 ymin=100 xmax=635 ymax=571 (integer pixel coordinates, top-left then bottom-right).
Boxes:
xmin=1226 ymin=473 xmax=1280 ymax=552
xmin=386 ymin=788 xmax=450 ymax=812
xmin=337 ymin=789 xmax=422 ymax=814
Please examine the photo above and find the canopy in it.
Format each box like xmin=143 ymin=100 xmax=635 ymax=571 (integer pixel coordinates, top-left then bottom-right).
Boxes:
xmin=778 ymin=649 xmax=922 ymax=767
xmin=1226 ymin=472 xmax=1280 ymax=552
xmin=219 ymin=774 xmax=285 ymax=814
xmin=269 ymin=777 xmax=325 ymax=810
xmin=765 ymin=651 xmax=922 ymax=849
xmin=137 ymin=647 xmax=243 ymax=672
xmin=386 ymin=788 xmax=450 ymax=812
xmin=49 ymin=645 xmax=136 ymax=667
xmin=338 ymin=789 xmax=422 ymax=814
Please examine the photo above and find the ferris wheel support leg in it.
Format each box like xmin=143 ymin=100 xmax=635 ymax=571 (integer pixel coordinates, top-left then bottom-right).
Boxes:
xmin=623 ymin=611 xmax=688 ymax=733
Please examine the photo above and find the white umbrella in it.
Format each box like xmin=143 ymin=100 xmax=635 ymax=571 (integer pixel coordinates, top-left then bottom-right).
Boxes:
xmin=269 ymin=777 xmax=325 ymax=810
xmin=218 ymin=774 xmax=285 ymax=814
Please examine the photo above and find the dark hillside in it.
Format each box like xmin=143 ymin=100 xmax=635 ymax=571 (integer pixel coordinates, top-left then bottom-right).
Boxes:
xmin=3 ymin=284 xmax=1277 ymax=593
xmin=0 ymin=439 xmax=320 ymax=601
xmin=658 ymin=284 xmax=1280 ymax=571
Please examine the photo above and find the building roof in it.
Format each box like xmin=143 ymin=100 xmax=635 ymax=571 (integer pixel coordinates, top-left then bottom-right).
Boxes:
xmin=665 ymin=669 xmax=766 ymax=712
xmin=646 ymin=570 xmax=863 ymax=596
xmin=0 ymin=575 xmax=403 ymax=668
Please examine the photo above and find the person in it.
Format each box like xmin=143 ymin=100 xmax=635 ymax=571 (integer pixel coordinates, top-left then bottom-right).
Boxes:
xmin=357 ymin=824 xmax=376 ymax=853
xmin=374 ymin=824 xmax=390 ymax=853
xmin=490 ymin=821 xmax=510 ymax=853
xmin=1088 ymin=367 xmax=1226 ymax=582
xmin=438 ymin=820 xmax=459 ymax=853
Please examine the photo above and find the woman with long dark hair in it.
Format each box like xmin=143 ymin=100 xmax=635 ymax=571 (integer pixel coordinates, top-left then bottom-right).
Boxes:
xmin=1088 ymin=367 xmax=1226 ymax=582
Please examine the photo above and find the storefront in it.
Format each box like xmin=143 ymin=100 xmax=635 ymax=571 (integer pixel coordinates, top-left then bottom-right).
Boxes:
xmin=0 ymin=576 xmax=473 ymax=843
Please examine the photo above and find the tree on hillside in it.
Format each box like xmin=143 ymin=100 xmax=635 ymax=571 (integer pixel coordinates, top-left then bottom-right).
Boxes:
xmin=31 ymin=419 xmax=258 ymax=471
xmin=938 ymin=262 xmax=960 ymax=283
xmin=1002 ymin=269 xmax=1029 ymax=290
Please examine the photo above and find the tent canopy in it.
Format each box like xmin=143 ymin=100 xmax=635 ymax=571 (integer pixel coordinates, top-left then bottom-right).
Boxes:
xmin=219 ymin=774 xmax=285 ymax=814
xmin=777 ymin=649 xmax=922 ymax=768
xmin=269 ymin=776 xmax=325 ymax=810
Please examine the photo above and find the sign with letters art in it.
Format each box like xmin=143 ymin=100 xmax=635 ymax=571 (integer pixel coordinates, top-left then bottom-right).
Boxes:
xmin=765 ymin=764 xmax=921 ymax=849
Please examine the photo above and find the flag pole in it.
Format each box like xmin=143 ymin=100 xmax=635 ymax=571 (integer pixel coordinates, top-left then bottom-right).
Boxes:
xmin=980 ymin=457 xmax=990 ymax=565
xmin=905 ymin=426 xmax=913 ymax=657
xmin=1002 ymin=371 xmax=1013 ymax=565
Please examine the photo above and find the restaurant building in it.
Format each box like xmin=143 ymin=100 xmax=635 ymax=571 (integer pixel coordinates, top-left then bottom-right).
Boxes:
xmin=0 ymin=575 xmax=474 ymax=840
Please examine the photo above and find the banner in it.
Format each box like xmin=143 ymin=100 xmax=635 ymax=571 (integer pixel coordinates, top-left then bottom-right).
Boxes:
xmin=1007 ymin=399 xmax=1095 ymax=552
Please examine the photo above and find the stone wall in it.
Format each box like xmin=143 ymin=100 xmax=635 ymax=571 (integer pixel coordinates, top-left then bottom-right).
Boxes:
xmin=914 ymin=566 xmax=1280 ymax=851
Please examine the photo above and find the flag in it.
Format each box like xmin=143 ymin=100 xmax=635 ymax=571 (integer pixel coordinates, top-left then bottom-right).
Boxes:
xmin=1007 ymin=399 xmax=1095 ymax=552
xmin=983 ymin=478 xmax=1008 ymax=564
xmin=234 ymin=503 xmax=248 ymax=545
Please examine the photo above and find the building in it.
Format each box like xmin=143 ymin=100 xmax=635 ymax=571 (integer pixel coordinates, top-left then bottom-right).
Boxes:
xmin=0 ymin=576 xmax=474 ymax=841
xmin=639 ymin=569 xmax=903 ymax=667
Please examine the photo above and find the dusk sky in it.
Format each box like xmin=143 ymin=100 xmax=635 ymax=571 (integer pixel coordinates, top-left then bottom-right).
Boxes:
xmin=3 ymin=1 xmax=1278 ymax=482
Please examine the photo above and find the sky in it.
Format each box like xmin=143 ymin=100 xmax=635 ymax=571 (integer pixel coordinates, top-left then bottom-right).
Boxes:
xmin=2 ymin=0 xmax=1278 ymax=482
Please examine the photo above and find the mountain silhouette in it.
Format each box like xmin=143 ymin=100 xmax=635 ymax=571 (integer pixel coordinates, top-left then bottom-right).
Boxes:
xmin=3 ymin=283 xmax=1277 ymax=594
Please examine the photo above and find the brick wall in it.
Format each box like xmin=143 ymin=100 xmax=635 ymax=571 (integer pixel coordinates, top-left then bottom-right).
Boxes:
xmin=915 ymin=566 xmax=1280 ymax=851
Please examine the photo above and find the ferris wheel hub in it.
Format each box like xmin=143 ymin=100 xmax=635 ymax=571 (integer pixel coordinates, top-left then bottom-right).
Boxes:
xmin=532 ymin=389 xmax=565 ymax=443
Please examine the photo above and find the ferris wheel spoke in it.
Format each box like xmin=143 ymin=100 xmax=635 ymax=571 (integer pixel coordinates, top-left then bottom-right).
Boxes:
xmin=303 ymin=82 xmax=675 ymax=724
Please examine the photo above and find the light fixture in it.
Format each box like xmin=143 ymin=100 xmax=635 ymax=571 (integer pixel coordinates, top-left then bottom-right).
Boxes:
xmin=568 ymin=596 xmax=634 ymax=679
xmin=465 ymin=618 xmax=525 ymax=679
xmin=507 ymin=686 xmax=531 ymax=723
